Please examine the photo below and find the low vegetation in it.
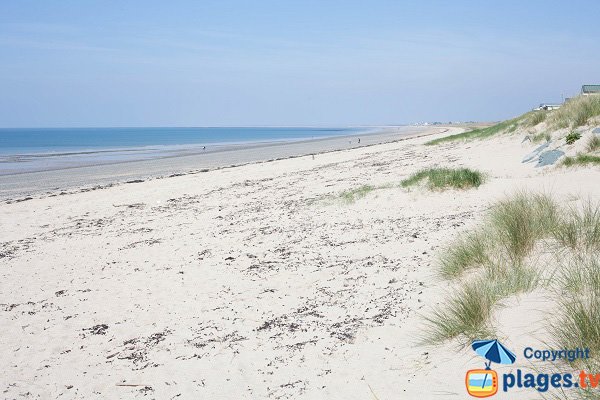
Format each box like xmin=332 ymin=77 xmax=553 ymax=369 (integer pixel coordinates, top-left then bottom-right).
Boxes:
xmin=562 ymin=154 xmax=600 ymax=167
xmin=587 ymin=135 xmax=600 ymax=152
xmin=425 ymin=118 xmax=521 ymax=145
xmin=420 ymin=96 xmax=600 ymax=395
xmin=336 ymin=168 xmax=483 ymax=204
xmin=531 ymin=131 xmax=551 ymax=143
xmin=490 ymin=192 xmax=558 ymax=261
xmin=425 ymin=95 xmax=599 ymax=150
xmin=550 ymin=95 xmax=600 ymax=129
xmin=565 ymin=131 xmax=582 ymax=145
xmin=555 ymin=291 xmax=600 ymax=360
xmin=338 ymin=185 xmax=377 ymax=203
xmin=439 ymin=231 xmax=490 ymax=279
xmin=426 ymin=278 xmax=495 ymax=341
xmin=553 ymin=201 xmax=600 ymax=253
xmin=400 ymin=168 xmax=484 ymax=190
xmin=426 ymin=192 xmax=600 ymax=352
xmin=528 ymin=110 xmax=547 ymax=127
xmin=437 ymin=193 xmax=556 ymax=280
xmin=427 ymin=263 xmax=540 ymax=343
xmin=553 ymin=257 xmax=600 ymax=387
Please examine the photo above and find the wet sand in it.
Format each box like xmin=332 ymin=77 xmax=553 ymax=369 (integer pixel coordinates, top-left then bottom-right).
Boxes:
xmin=0 ymin=126 xmax=435 ymax=201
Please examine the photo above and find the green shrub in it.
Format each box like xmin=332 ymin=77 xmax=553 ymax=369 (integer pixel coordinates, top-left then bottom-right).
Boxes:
xmin=566 ymin=131 xmax=582 ymax=145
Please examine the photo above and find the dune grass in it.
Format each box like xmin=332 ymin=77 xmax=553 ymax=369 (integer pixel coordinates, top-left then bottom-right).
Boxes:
xmin=490 ymin=192 xmax=558 ymax=262
xmin=337 ymin=168 xmax=483 ymax=204
xmin=425 ymin=118 xmax=521 ymax=145
xmin=426 ymin=279 xmax=495 ymax=342
xmin=587 ymin=135 xmax=600 ymax=152
xmin=554 ymin=257 xmax=600 ymax=355
xmin=553 ymin=201 xmax=600 ymax=253
xmin=400 ymin=168 xmax=484 ymax=190
xmin=562 ymin=153 xmax=600 ymax=167
xmin=531 ymin=131 xmax=551 ymax=143
xmin=550 ymin=256 xmax=600 ymax=399
xmin=339 ymin=185 xmax=377 ymax=203
xmin=427 ymin=193 xmax=555 ymax=342
xmin=550 ymin=95 xmax=600 ymax=129
xmin=437 ymin=193 xmax=557 ymax=280
xmin=439 ymin=231 xmax=490 ymax=279
xmin=555 ymin=291 xmax=600 ymax=359
xmin=426 ymin=95 xmax=599 ymax=147
xmin=426 ymin=192 xmax=567 ymax=343
xmin=528 ymin=111 xmax=548 ymax=127
xmin=557 ymin=257 xmax=600 ymax=296
xmin=551 ymin=207 xmax=600 ymax=362
xmin=427 ymin=263 xmax=540 ymax=343
xmin=428 ymin=192 xmax=600 ymax=349
xmin=336 ymin=168 xmax=483 ymax=204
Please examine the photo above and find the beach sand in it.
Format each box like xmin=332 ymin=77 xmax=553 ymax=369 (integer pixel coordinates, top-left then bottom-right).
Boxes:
xmin=2 ymin=126 xmax=599 ymax=399
xmin=0 ymin=126 xmax=431 ymax=201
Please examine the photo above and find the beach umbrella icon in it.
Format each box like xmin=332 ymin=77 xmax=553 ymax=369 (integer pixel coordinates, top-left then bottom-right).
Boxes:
xmin=472 ymin=339 xmax=516 ymax=368
xmin=466 ymin=340 xmax=515 ymax=396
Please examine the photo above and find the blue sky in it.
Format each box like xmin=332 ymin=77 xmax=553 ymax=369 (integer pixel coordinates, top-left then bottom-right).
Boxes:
xmin=1 ymin=1 xmax=599 ymax=127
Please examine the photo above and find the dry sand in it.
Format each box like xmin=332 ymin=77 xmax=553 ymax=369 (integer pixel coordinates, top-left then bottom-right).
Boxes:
xmin=2 ymin=127 xmax=600 ymax=399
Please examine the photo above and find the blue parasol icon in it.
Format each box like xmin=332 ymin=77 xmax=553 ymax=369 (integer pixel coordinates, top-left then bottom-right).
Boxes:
xmin=472 ymin=339 xmax=516 ymax=367
xmin=471 ymin=339 xmax=516 ymax=389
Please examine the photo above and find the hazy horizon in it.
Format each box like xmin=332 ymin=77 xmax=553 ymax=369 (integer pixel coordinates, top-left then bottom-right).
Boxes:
xmin=1 ymin=1 xmax=599 ymax=128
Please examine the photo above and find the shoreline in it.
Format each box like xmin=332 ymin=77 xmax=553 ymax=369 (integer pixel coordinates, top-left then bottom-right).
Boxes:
xmin=0 ymin=125 xmax=446 ymax=202
xmin=0 ymin=126 xmax=380 ymax=175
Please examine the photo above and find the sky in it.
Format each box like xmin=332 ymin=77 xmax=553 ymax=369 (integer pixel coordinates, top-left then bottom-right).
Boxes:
xmin=1 ymin=0 xmax=599 ymax=127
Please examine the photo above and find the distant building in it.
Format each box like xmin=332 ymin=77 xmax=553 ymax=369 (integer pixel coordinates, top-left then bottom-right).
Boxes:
xmin=533 ymin=103 xmax=562 ymax=111
xmin=582 ymin=85 xmax=600 ymax=95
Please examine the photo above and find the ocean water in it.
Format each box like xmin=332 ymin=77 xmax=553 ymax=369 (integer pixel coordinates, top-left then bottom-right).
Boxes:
xmin=0 ymin=127 xmax=370 ymax=175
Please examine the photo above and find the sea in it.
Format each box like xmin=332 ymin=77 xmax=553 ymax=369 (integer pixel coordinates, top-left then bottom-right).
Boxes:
xmin=0 ymin=127 xmax=372 ymax=175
